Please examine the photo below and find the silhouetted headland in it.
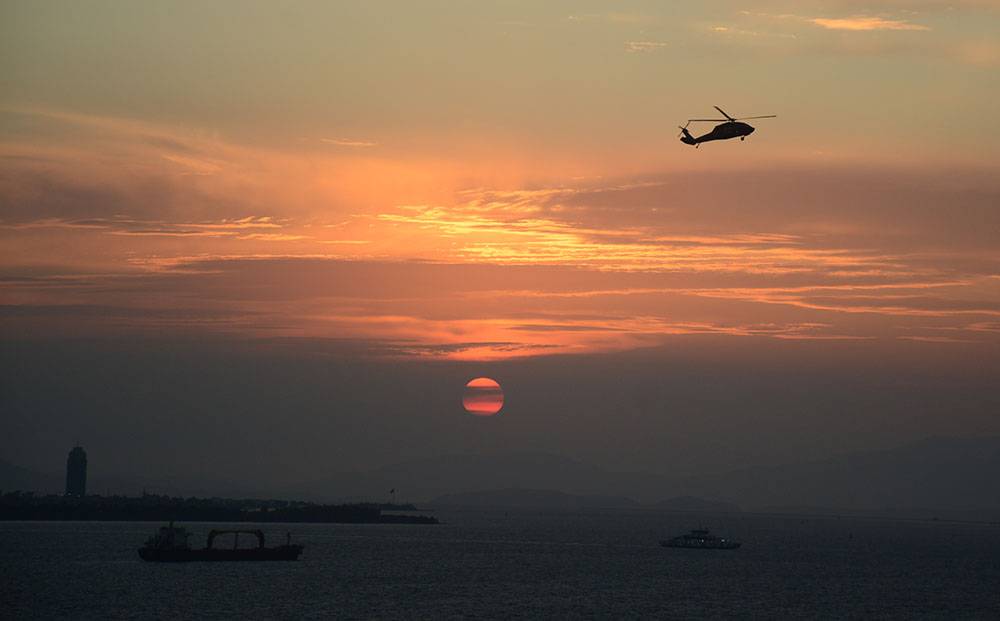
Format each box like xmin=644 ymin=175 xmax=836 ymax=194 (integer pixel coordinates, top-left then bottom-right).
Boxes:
xmin=0 ymin=492 xmax=438 ymax=524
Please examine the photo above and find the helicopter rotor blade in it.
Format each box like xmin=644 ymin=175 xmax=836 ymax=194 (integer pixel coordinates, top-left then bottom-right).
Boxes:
xmin=687 ymin=118 xmax=728 ymax=123
xmin=735 ymin=115 xmax=777 ymax=120
xmin=713 ymin=106 xmax=735 ymax=121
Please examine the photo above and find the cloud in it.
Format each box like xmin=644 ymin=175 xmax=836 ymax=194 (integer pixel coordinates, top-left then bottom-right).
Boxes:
xmin=3 ymin=215 xmax=291 ymax=239
xmin=708 ymin=11 xmax=941 ymax=57
xmin=376 ymin=202 xmax=905 ymax=276
xmin=3 ymin=248 xmax=998 ymax=358
xmin=186 ymin=216 xmax=282 ymax=230
xmin=567 ymin=12 xmax=650 ymax=25
xmin=0 ymin=111 xmax=269 ymax=223
xmin=712 ymin=9 xmax=1000 ymax=68
xmin=690 ymin=284 xmax=1000 ymax=319
xmin=320 ymin=138 xmax=379 ymax=147
xmin=236 ymin=233 xmax=309 ymax=241
xmin=710 ymin=25 xmax=798 ymax=39
xmin=625 ymin=41 xmax=668 ymax=52
xmin=818 ymin=0 xmax=999 ymax=10
xmin=161 ymin=153 xmax=224 ymax=175
xmin=4 ymin=109 xmax=999 ymax=358
xmin=810 ymin=16 xmax=930 ymax=31
xmin=897 ymin=335 xmax=975 ymax=343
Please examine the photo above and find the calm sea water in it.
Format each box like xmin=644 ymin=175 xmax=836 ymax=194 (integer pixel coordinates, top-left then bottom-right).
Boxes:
xmin=2 ymin=509 xmax=999 ymax=619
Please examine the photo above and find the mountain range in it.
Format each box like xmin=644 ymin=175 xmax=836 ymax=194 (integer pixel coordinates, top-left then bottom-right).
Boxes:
xmin=5 ymin=436 xmax=999 ymax=520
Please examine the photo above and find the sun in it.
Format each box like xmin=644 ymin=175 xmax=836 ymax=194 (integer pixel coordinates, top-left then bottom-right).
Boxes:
xmin=462 ymin=377 xmax=504 ymax=417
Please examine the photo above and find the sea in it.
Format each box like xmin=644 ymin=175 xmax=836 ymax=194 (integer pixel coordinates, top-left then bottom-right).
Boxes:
xmin=3 ymin=509 xmax=999 ymax=619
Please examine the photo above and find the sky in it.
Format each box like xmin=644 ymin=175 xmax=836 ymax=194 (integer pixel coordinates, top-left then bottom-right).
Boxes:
xmin=2 ymin=1 xmax=999 ymax=487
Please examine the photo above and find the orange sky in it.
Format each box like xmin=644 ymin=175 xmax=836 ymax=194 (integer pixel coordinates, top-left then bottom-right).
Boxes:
xmin=2 ymin=1 xmax=999 ymax=360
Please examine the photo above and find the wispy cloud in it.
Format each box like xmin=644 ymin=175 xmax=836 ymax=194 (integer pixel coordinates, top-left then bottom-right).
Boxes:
xmin=736 ymin=10 xmax=931 ymax=32
xmin=710 ymin=25 xmax=798 ymax=39
xmin=3 ymin=252 xmax=998 ymax=358
xmin=897 ymin=335 xmax=975 ymax=343
xmin=625 ymin=41 xmax=668 ymax=52
xmin=4 ymin=108 xmax=999 ymax=359
xmin=810 ymin=16 xmax=930 ymax=31
xmin=320 ymin=137 xmax=378 ymax=148
xmin=374 ymin=199 xmax=898 ymax=276
xmin=567 ymin=12 xmax=650 ymax=25
xmin=161 ymin=153 xmax=224 ymax=175
xmin=688 ymin=285 xmax=1000 ymax=319
xmin=236 ymin=233 xmax=309 ymax=241
xmin=4 ymin=215 xmax=293 ymax=239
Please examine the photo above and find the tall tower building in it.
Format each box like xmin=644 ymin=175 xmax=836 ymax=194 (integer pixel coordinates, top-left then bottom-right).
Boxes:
xmin=65 ymin=445 xmax=87 ymax=497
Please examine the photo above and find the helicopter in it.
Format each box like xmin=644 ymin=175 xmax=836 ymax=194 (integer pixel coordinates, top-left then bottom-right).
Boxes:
xmin=679 ymin=106 xmax=776 ymax=147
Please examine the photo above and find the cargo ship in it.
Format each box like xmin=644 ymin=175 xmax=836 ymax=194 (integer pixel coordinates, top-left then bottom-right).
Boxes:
xmin=660 ymin=528 xmax=741 ymax=550
xmin=138 ymin=522 xmax=304 ymax=562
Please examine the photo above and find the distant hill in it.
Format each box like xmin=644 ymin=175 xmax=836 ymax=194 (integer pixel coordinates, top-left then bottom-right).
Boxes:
xmin=7 ymin=436 xmax=999 ymax=520
xmin=0 ymin=459 xmax=62 ymax=494
xmin=0 ymin=459 xmax=270 ymax=499
xmin=428 ymin=489 xmax=741 ymax=512
xmin=428 ymin=489 xmax=640 ymax=510
xmin=676 ymin=436 xmax=1000 ymax=520
xmin=306 ymin=452 xmax=679 ymax=504
xmin=311 ymin=436 xmax=1000 ymax=519
xmin=652 ymin=496 xmax=741 ymax=513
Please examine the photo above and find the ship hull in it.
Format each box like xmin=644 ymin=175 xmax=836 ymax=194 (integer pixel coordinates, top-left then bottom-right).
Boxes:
xmin=660 ymin=540 xmax=741 ymax=550
xmin=138 ymin=545 xmax=303 ymax=562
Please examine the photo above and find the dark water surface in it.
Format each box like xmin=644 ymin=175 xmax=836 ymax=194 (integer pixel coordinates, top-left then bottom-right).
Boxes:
xmin=3 ymin=510 xmax=999 ymax=619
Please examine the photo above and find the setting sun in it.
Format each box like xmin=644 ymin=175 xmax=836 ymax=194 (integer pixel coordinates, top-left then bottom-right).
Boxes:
xmin=462 ymin=377 xmax=505 ymax=417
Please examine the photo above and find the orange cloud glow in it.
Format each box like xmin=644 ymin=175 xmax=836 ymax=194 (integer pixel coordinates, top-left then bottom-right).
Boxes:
xmin=2 ymin=109 xmax=999 ymax=360
xmin=811 ymin=16 xmax=930 ymax=31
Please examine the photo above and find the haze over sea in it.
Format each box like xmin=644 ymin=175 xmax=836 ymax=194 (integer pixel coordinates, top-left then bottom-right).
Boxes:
xmin=4 ymin=509 xmax=999 ymax=619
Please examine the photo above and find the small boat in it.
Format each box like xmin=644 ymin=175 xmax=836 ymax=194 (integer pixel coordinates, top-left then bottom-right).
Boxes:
xmin=660 ymin=528 xmax=741 ymax=550
xmin=138 ymin=522 xmax=304 ymax=562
